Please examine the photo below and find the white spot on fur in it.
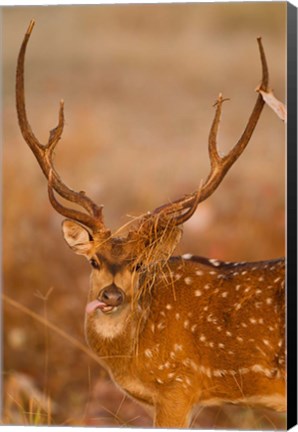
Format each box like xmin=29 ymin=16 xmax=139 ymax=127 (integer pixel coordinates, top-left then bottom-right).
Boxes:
xmin=239 ymin=367 xmax=250 ymax=374
xmin=196 ymin=270 xmax=204 ymax=276
xmin=191 ymin=324 xmax=197 ymax=333
xmin=157 ymin=322 xmax=166 ymax=330
xmin=200 ymin=334 xmax=206 ymax=342
xmin=257 ymin=345 xmax=268 ymax=356
xmin=184 ymin=320 xmax=190 ymax=329
xmin=190 ymin=360 xmax=199 ymax=371
xmin=266 ymin=298 xmax=273 ymax=305
xmin=195 ymin=289 xmax=202 ymax=297
xmin=213 ymin=369 xmax=226 ymax=377
xmin=175 ymin=376 xmax=184 ymax=382
xmin=174 ymin=344 xmax=183 ymax=352
xmin=182 ymin=253 xmax=193 ymax=260
xmin=209 ymin=258 xmax=220 ymax=266
xmin=207 ymin=313 xmax=217 ymax=324
xmin=263 ymin=339 xmax=271 ymax=347
xmin=145 ymin=349 xmax=153 ymax=358
xmin=175 ymin=313 xmax=180 ymax=320
xmin=218 ymin=343 xmax=225 ymax=348
xmin=235 ymin=284 xmax=241 ymax=291
xmin=184 ymin=277 xmax=193 ymax=285
xmin=251 ymin=364 xmax=274 ymax=378
xmin=185 ymin=377 xmax=192 ymax=386
xmin=166 ymin=304 xmax=172 ymax=310
xmin=200 ymin=366 xmax=212 ymax=378
xmin=226 ymin=331 xmax=232 ymax=337
xmin=221 ymin=292 xmax=228 ymax=298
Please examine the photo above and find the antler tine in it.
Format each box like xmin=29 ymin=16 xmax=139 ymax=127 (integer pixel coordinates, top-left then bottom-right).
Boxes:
xmin=16 ymin=20 xmax=105 ymax=232
xmin=153 ymin=37 xmax=269 ymax=225
xmin=48 ymin=170 xmax=104 ymax=230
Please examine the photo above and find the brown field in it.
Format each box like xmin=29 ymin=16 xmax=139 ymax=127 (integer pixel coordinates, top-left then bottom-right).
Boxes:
xmin=2 ymin=4 xmax=286 ymax=428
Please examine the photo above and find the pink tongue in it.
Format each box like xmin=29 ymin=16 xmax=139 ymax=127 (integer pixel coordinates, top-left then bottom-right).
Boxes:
xmin=86 ymin=299 xmax=106 ymax=314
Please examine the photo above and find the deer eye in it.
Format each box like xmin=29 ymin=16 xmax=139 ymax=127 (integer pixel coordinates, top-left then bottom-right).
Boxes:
xmin=90 ymin=259 xmax=100 ymax=270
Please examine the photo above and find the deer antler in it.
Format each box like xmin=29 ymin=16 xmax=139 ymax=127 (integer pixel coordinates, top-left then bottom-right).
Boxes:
xmin=16 ymin=20 xmax=107 ymax=235
xmin=17 ymin=21 xmax=270 ymax=237
xmin=152 ymin=37 xmax=269 ymax=225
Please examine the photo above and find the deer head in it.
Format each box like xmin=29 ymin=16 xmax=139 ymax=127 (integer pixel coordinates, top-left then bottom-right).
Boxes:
xmin=16 ymin=20 xmax=269 ymax=332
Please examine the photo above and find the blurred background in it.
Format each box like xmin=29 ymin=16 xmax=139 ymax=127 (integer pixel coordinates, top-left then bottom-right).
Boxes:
xmin=2 ymin=3 xmax=286 ymax=428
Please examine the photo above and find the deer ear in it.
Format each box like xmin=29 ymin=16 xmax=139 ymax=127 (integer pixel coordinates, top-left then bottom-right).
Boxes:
xmin=62 ymin=220 xmax=93 ymax=255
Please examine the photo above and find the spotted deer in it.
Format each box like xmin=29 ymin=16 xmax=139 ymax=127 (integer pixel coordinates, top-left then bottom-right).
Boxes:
xmin=17 ymin=20 xmax=285 ymax=428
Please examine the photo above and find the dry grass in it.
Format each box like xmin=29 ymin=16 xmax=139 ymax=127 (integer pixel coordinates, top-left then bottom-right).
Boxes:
xmin=3 ymin=4 xmax=285 ymax=428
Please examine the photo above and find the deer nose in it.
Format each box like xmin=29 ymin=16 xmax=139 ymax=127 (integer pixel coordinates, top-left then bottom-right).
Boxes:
xmin=100 ymin=284 xmax=125 ymax=307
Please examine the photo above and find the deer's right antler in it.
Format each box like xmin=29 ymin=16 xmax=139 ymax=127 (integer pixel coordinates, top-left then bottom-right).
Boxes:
xmin=16 ymin=20 xmax=108 ymax=235
xmin=151 ymin=37 xmax=269 ymax=226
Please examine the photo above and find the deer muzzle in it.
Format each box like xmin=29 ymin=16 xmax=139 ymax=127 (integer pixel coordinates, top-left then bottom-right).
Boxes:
xmin=86 ymin=284 xmax=125 ymax=315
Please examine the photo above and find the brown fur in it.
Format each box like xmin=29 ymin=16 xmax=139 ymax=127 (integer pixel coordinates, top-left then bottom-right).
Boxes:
xmin=63 ymin=220 xmax=286 ymax=428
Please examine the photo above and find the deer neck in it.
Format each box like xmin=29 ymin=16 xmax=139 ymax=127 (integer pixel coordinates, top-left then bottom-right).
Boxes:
xmin=84 ymin=297 xmax=150 ymax=369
